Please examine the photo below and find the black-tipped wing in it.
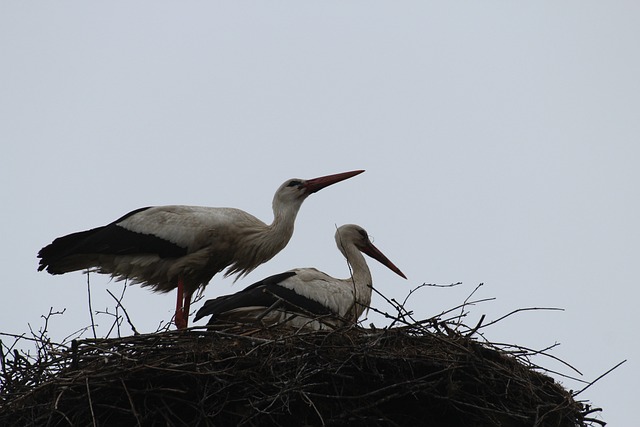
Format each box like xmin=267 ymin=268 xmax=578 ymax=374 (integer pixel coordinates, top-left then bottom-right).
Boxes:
xmin=38 ymin=207 xmax=188 ymax=274
xmin=194 ymin=271 xmax=334 ymax=323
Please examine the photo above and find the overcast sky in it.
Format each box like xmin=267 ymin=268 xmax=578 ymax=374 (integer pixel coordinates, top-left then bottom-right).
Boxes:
xmin=1 ymin=2 xmax=638 ymax=424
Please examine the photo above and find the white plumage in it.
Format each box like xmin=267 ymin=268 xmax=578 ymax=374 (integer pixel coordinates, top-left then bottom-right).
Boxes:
xmin=38 ymin=170 xmax=364 ymax=329
xmin=194 ymin=224 xmax=407 ymax=330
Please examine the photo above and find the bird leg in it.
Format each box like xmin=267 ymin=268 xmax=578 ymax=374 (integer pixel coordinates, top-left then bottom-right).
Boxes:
xmin=183 ymin=289 xmax=193 ymax=328
xmin=175 ymin=277 xmax=188 ymax=330
xmin=174 ymin=276 xmax=194 ymax=329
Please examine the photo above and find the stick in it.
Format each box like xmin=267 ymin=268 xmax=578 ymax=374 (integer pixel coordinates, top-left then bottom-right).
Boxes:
xmin=85 ymin=377 xmax=97 ymax=427
xmin=107 ymin=289 xmax=139 ymax=336
xmin=479 ymin=307 xmax=564 ymax=329
xmin=573 ymin=359 xmax=627 ymax=397
xmin=87 ymin=273 xmax=97 ymax=339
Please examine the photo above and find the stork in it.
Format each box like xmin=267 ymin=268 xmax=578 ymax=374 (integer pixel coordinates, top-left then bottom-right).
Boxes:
xmin=193 ymin=224 xmax=407 ymax=330
xmin=37 ymin=170 xmax=364 ymax=329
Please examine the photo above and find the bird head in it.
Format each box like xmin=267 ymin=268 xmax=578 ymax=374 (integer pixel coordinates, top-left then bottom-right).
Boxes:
xmin=336 ymin=224 xmax=407 ymax=279
xmin=273 ymin=170 xmax=365 ymax=207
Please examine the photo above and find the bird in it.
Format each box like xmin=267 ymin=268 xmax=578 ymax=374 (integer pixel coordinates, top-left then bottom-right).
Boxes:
xmin=193 ymin=224 xmax=407 ymax=330
xmin=37 ymin=170 xmax=364 ymax=329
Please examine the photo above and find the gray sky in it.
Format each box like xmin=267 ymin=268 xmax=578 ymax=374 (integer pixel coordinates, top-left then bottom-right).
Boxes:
xmin=1 ymin=2 xmax=638 ymax=424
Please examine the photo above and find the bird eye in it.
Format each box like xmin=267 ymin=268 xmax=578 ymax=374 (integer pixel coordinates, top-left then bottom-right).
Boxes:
xmin=358 ymin=229 xmax=368 ymax=239
xmin=287 ymin=180 xmax=303 ymax=187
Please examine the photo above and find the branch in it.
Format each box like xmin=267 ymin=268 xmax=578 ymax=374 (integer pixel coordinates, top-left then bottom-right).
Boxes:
xmin=106 ymin=288 xmax=139 ymax=336
xmin=86 ymin=272 xmax=97 ymax=339
xmin=479 ymin=307 xmax=565 ymax=329
xmin=573 ymin=359 xmax=627 ymax=397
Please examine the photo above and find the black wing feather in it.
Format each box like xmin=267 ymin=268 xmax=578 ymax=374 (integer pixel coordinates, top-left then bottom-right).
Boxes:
xmin=37 ymin=207 xmax=187 ymax=273
xmin=194 ymin=271 xmax=334 ymax=323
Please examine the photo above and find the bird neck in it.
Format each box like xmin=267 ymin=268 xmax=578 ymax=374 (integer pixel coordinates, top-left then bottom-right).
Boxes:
xmin=263 ymin=200 xmax=301 ymax=255
xmin=341 ymin=242 xmax=373 ymax=316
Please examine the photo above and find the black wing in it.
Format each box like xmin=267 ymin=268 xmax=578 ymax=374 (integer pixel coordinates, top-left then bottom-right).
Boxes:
xmin=38 ymin=207 xmax=187 ymax=274
xmin=194 ymin=271 xmax=334 ymax=323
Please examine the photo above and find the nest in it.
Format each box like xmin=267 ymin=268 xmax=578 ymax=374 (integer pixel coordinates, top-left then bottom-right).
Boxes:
xmin=0 ymin=320 xmax=599 ymax=427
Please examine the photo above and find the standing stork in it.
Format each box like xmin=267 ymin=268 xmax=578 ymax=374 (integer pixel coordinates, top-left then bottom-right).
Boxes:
xmin=37 ymin=170 xmax=364 ymax=329
xmin=193 ymin=224 xmax=407 ymax=330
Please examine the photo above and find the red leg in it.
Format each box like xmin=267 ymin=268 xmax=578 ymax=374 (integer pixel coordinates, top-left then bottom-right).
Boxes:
xmin=183 ymin=289 xmax=193 ymax=328
xmin=175 ymin=277 xmax=187 ymax=329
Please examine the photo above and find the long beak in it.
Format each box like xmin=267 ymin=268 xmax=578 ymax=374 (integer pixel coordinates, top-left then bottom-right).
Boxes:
xmin=361 ymin=241 xmax=407 ymax=279
xmin=303 ymin=170 xmax=365 ymax=194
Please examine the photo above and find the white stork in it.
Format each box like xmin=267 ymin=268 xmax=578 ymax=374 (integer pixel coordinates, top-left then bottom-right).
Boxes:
xmin=37 ymin=170 xmax=364 ymax=329
xmin=193 ymin=224 xmax=407 ymax=330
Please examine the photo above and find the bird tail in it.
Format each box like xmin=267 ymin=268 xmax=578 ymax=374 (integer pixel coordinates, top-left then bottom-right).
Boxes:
xmin=37 ymin=227 xmax=106 ymax=274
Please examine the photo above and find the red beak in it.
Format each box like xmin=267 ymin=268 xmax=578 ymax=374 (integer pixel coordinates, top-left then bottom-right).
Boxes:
xmin=303 ymin=170 xmax=365 ymax=194
xmin=361 ymin=241 xmax=407 ymax=279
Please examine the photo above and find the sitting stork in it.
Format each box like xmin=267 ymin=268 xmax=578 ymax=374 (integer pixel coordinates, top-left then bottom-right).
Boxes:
xmin=193 ymin=224 xmax=406 ymax=330
xmin=37 ymin=170 xmax=364 ymax=329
